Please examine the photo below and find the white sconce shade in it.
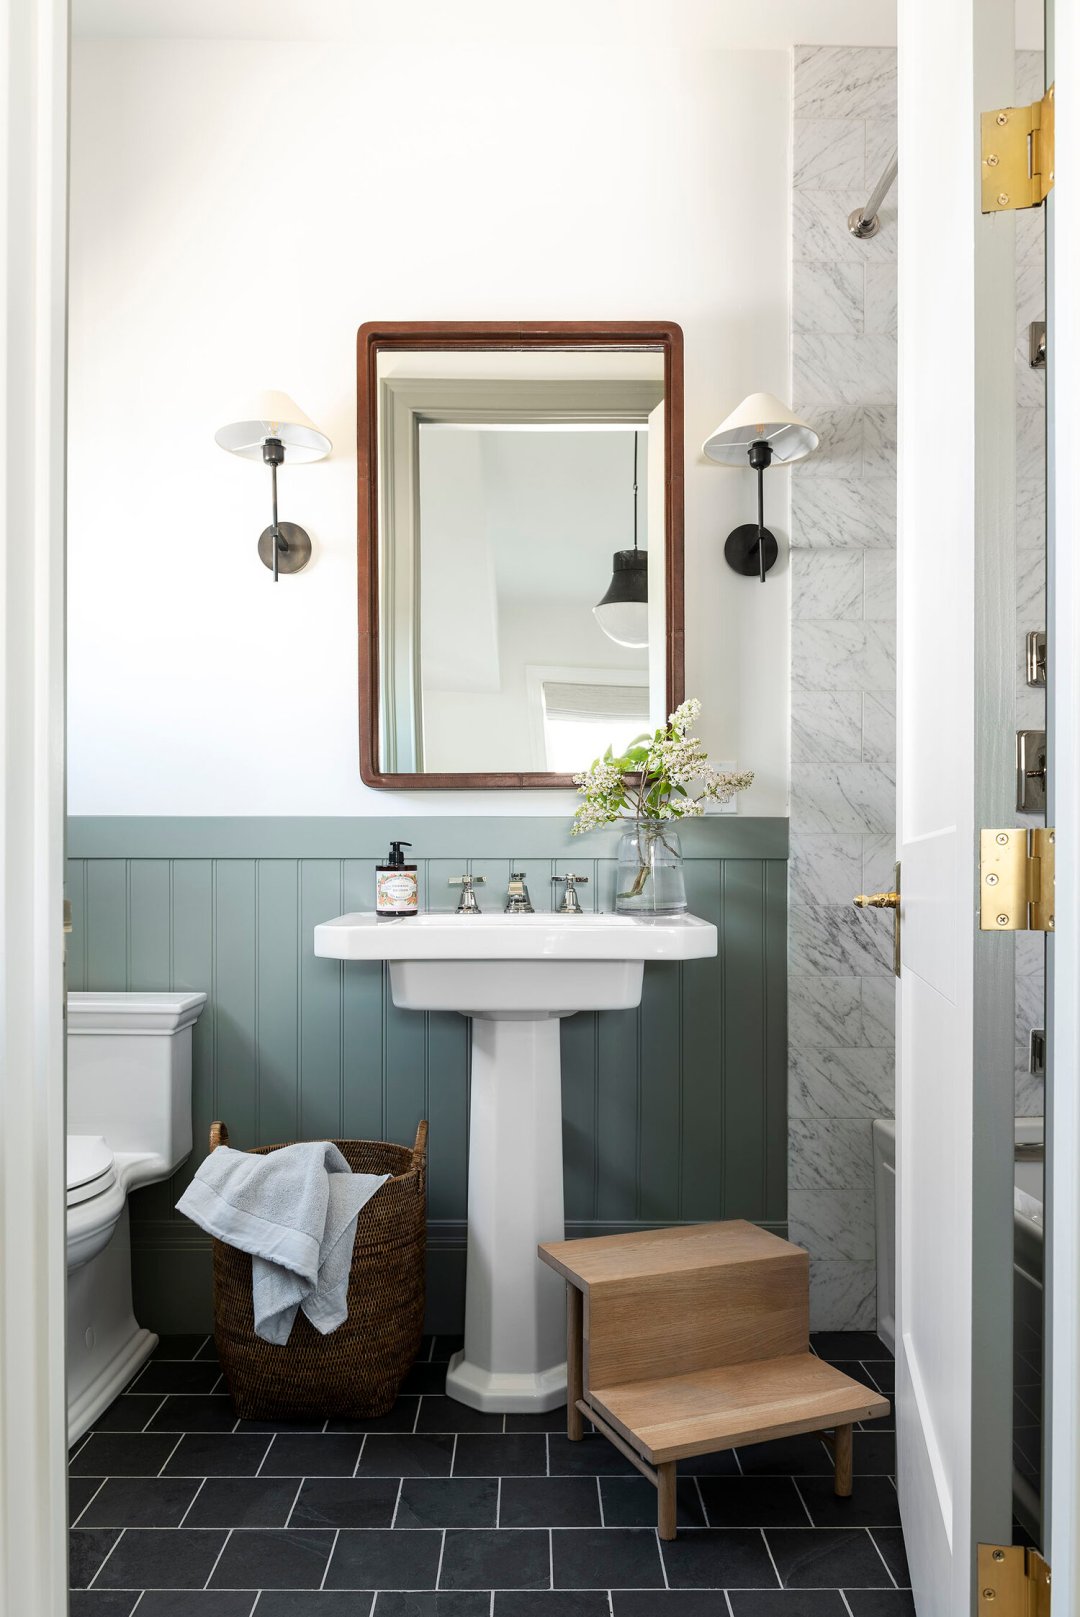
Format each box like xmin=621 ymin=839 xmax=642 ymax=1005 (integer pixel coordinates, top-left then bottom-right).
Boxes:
xmin=701 ymin=392 xmax=818 ymax=466
xmin=215 ymin=391 xmax=332 ymax=463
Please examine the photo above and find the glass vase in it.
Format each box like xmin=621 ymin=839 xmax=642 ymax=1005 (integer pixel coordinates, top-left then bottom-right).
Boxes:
xmin=615 ymin=819 xmax=687 ymax=915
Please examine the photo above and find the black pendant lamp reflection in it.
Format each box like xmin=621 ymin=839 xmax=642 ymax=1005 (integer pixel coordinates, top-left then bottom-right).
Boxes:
xmin=702 ymin=392 xmax=818 ymax=582
xmin=593 ymin=431 xmax=649 ymax=648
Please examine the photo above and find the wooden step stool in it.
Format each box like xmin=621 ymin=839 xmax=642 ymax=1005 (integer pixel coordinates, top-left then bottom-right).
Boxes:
xmin=539 ymin=1220 xmax=890 ymax=1540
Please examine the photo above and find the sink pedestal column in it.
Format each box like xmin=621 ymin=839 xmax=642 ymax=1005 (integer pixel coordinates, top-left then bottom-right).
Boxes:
xmin=445 ymin=1014 xmax=568 ymax=1413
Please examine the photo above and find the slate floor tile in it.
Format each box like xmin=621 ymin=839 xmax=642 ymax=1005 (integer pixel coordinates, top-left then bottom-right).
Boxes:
xmin=209 ymin=1527 xmax=336 ymax=1589
xmin=697 ymin=1477 xmax=809 ymax=1528
xmin=416 ymin=1396 xmax=505 ymax=1433
xmin=284 ymin=1476 xmax=399 ymax=1529
xmin=497 ymin=1597 xmax=610 ymax=1616
xmin=766 ymin=1529 xmax=894 ymax=1589
xmin=811 ymin=1334 xmax=893 ymax=1362
xmin=852 ymin=1434 xmax=896 ymax=1475
xmin=547 ymin=1435 xmax=637 ymax=1477
xmin=195 ymin=1339 xmax=220 ymax=1361
xmin=870 ymin=1528 xmax=911 ymax=1587
xmin=79 ymin=1476 xmax=200 ymax=1528
xmin=737 ymin=1437 xmax=834 ymax=1476
xmin=70 ymin=1433 xmax=180 ymax=1477
xmin=152 ymin=1334 xmax=212 ymax=1360
xmin=432 ymin=1335 xmax=465 ymax=1360
xmin=500 ymin=1476 xmax=601 ymax=1528
xmin=402 ymin=1362 xmax=454 ymax=1395
xmin=257 ymin=1597 xmax=377 ymax=1617
xmin=69 ymin=1528 xmax=120 ymax=1587
xmin=454 ymin=1436 xmax=547 ymax=1477
xmin=599 ymin=1475 xmax=704 ymax=1527
xmin=552 ymin=1527 xmax=664 ymax=1588
xmin=68 ymin=1594 xmax=141 ymax=1617
xmin=146 ymin=1396 xmax=239 ymax=1433
xmin=375 ymin=1596 xmax=490 ymax=1616
xmin=184 ymin=1476 xmax=301 ymax=1527
xmin=727 ymin=1595 xmax=849 ymax=1614
xmin=162 ymin=1434 xmax=272 ymax=1476
xmin=233 ymin=1416 xmax=328 ymax=1433
xmin=69 ymin=1476 xmax=105 ymax=1522
xmin=440 ymin=1527 xmax=550 ymax=1590
xmin=129 ymin=1361 xmax=222 ymax=1396
xmin=327 ymin=1397 xmax=421 ymax=1433
xmin=93 ymin=1527 xmax=228 ymax=1589
xmin=505 ymin=1408 xmax=576 ymax=1433
xmin=797 ymin=1476 xmax=901 ymax=1528
xmin=866 ymin=1364 xmax=895 ymax=1395
xmin=91 ymin=1395 xmax=163 ymax=1433
xmin=660 ymin=1528 xmax=780 ymax=1589
xmin=137 ymin=1597 xmax=257 ymax=1617
xmin=613 ymin=1600 xmax=734 ymax=1617
xmin=323 ymin=1526 xmax=443 ymax=1590
xmin=259 ymin=1433 xmax=365 ymax=1475
xmin=395 ymin=1476 xmax=498 ymax=1528
xmin=844 ymin=1596 xmax=917 ymax=1616
xmin=356 ymin=1433 xmax=456 ymax=1477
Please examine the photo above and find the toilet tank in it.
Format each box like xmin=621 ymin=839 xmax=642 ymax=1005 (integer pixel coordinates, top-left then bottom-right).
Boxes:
xmin=67 ymin=992 xmax=207 ymax=1170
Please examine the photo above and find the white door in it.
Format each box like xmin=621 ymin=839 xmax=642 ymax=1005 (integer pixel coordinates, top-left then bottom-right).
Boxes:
xmin=896 ymin=0 xmax=1019 ymax=1610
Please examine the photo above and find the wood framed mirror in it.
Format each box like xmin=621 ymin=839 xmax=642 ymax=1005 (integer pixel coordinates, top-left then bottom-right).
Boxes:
xmin=357 ymin=321 xmax=684 ymax=789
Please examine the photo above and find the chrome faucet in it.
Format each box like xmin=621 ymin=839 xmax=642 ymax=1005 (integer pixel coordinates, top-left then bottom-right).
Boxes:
xmin=505 ymin=872 xmax=534 ymax=914
xmin=552 ymin=873 xmax=589 ymax=913
xmin=449 ymin=874 xmax=485 ymax=914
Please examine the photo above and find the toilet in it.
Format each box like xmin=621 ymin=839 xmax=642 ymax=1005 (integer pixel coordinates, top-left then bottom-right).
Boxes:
xmin=66 ymin=990 xmax=207 ymax=1442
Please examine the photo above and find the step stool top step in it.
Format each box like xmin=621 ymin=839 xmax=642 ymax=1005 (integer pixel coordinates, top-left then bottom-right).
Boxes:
xmin=588 ymin=1351 xmax=891 ymax=1465
xmin=539 ymin=1220 xmax=802 ymax=1289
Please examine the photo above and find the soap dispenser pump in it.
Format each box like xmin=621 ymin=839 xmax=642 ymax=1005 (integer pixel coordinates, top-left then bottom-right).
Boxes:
xmin=376 ymin=841 xmax=418 ymax=917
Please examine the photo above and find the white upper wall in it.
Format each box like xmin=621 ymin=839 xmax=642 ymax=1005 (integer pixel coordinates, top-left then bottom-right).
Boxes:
xmin=67 ymin=33 xmax=794 ymax=815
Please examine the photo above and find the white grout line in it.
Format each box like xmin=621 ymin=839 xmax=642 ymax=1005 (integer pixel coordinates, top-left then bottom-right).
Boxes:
xmin=693 ymin=1475 xmax=708 ymax=1527
xmin=450 ymin=1433 xmax=459 ymax=1477
xmin=548 ymin=1526 xmax=554 ymax=1590
xmin=390 ymin=1477 xmax=404 ymax=1529
xmin=351 ymin=1434 xmax=368 ymax=1479
xmin=255 ymin=1434 xmax=276 ymax=1477
xmin=156 ymin=1435 xmax=186 ymax=1477
xmin=545 ymin=1434 xmax=551 ymax=1478
xmin=495 ymin=1475 xmax=502 ymax=1529
xmin=656 ymin=1528 xmax=670 ymax=1590
xmin=760 ymin=1526 xmax=784 ymax=1590
xmin=365 ymin=1596 xmax=376 ymax=1617
xmin=70 ymin=1476 xmax=108 ymax=1528
xmin=283 ymin=1476 xmax=307 ymax=1529
xmin=412 ymin=1397 xmax=423 ymax=1435
xmin=129 ymin=1593 xmax=145 ymax=1613
xmin=211 ymin=1372 xmax=225 ymax=1393
xmin=434 ymin=1527 xmax=447 ymax=1590
xmin=318 ymin=1528 xmax=340 ymax=1590
xmin=176 ymin=1477 xmax=207 ymax=1528
xmin=201 ymin=1527 xmax=233 ymax=1589
xmin=791 ymin=1477 xmax=816 ymax=1527
xmin=868 ymin=1528 xmax=900 ymax=1589
xmin=839 ymin=1593 xmax=856 ymax=1617
xmin=141 ymin=1397 xmax=169 ymax=1433
xmin=490 ymin=1592 xmax=496 ymax=1617
xmin=731 ymin=1447 xmax=744 ymax=1475
xmin=596 ymin=1475 xmax=605 ymax=1528
xmin=86 ymin=1526 xmax=125 ymax=1589
xmin=607 ymin=1592 xmax=615 ymax=1617
xmin=428 ymin=1337 xmax=436 ymax=1362
xmin=723 ymin=1593 xmax=736 ymax=1617
xmin=248 ymin=1593 xmax=262 ymax=1617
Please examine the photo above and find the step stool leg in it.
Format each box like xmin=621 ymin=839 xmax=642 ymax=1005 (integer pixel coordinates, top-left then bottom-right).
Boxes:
xmin=566 ymin=1282 xmax=584 ymax=1441
xmin=833 ymin=1423 xmax=853 ymax=1497
xmin=657 ymin=1462 xmax=678 ymax=1541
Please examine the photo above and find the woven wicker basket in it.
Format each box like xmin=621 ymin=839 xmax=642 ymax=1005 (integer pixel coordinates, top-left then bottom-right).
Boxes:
xmin=207 ymin=1119 xmax=427 ymax=1420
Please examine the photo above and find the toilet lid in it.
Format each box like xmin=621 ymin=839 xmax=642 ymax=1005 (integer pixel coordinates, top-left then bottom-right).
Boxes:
xmin=66 ymin=1134 xmax=116 ymax=1206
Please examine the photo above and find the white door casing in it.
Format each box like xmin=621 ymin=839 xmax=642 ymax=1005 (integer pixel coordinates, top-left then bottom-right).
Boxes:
xmin=896 ymin=0 xmax=1017 ymax=1611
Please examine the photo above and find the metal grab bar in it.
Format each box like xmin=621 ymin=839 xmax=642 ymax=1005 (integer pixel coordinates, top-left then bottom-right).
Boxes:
xmin=848 ymin=151 xmax=899 ymax=239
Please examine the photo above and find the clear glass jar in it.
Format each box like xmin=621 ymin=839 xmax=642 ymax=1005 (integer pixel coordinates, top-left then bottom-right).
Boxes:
xmin=615 ymin=819 xmax=687 ymax=915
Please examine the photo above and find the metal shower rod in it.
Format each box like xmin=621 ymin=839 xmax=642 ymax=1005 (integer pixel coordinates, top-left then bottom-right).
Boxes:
xmin=848 ymin=150 xmax=899 ymax=240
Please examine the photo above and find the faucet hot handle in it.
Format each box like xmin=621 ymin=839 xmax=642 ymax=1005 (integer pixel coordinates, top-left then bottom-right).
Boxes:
xmin=552 ymin=872 xmax=589 ymax=913
xmin=449 ymin=874 xmax=486 ymax=914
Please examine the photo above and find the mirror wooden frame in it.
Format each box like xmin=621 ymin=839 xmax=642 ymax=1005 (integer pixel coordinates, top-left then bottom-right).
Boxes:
xmin=357 ymin=320 xmax=684 ymax=789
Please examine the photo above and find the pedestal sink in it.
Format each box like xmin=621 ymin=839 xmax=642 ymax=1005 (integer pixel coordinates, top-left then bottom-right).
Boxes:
xmin=313 ymin=909 xmax=718 ymax=1411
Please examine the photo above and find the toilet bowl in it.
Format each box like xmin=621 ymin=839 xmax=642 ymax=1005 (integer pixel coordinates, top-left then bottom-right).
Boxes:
xmin=66 ymin=990 xmax=207 ymax=1443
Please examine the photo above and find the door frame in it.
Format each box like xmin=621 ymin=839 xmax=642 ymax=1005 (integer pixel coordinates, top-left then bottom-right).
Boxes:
xmin=0 ymin=0 xmax=70 ymax=1611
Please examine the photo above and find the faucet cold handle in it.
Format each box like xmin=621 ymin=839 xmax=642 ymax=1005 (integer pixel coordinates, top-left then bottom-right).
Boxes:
xmin=552 ymin=872 xmax=589 ymax=914
xmin=449 ymin=874 xmax=486 ymax=914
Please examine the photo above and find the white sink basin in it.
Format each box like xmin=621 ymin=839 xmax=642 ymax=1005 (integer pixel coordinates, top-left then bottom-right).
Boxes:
xmin=315 ymin=906 xmax=718 ymax=1414
xmin=314 ymin=910 xmax=717 ymax=1016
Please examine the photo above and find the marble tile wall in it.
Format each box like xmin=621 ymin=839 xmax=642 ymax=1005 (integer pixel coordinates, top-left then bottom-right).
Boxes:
xmin=788 ymin=45 xmax=898 ymax=1330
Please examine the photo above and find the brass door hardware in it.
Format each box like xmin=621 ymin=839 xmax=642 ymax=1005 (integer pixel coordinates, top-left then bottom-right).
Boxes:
xmin=977 ymin=1543 xmax=1050 ymax=1614
xmin=980 ymin=828 xmax=1055 ymax=931
xmin=981 ymin=84 xmax=1055 ymax=213
xmin=853 ymin=863 xmax=901 ymax=978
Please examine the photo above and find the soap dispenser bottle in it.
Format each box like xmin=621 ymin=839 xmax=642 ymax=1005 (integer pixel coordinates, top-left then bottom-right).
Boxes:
xmin=376 ymin=842 xmax=418 ymax=917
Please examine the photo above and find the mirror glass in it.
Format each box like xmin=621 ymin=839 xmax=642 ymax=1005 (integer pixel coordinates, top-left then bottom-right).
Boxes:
xmin=359 ymin=330 xmax=682 ymax=786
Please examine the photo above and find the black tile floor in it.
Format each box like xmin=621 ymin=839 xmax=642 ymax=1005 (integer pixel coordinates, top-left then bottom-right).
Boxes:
xmin=69 ymin=1331 xmax=910 ymax=1615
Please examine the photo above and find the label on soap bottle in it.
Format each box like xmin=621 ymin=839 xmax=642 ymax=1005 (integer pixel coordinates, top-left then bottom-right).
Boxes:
xmin=376 ymin=871 xmax=418 ymax=913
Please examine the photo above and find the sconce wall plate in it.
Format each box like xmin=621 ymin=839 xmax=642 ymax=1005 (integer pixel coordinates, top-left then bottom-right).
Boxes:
xmin=257 ymin=521 xmax=312 ymax=575
xmin=725 ymin=523 xmax=778 ymax=579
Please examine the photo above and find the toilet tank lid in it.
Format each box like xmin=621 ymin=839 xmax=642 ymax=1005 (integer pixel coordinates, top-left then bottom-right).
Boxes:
xmin=67 ymin=1133 xmax=115 ymax=1191
xmin=67 ymin=990 xmax=207 ymax=1034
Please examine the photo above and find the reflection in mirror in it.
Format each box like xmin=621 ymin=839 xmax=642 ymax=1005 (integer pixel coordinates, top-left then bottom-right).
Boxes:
xmin=360 ymin=328 xmax=682 ymax=787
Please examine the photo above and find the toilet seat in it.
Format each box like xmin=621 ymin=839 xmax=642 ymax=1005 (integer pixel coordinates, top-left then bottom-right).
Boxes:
xmin=67 ymin=1134 xmax=117 ymax=1208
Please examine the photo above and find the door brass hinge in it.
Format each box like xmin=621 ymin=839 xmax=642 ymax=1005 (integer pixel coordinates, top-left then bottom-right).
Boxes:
xmin=980 ymin=828 xmax=1055 ymax=931
xmin=981 ymin=84 xmax=1055 ymax=213
xmin=978 ymin=1543 xmax=1050 ymax=1615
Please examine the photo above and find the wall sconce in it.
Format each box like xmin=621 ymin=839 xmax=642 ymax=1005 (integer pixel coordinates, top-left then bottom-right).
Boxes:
xmin=215 ymin=391 xmax=331 ymax=581
xmin=702 ymin=392 xmax=818 ymax=583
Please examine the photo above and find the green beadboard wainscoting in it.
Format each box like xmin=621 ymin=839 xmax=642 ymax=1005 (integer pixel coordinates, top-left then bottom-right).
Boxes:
xmin=67 ymin=816 xmax=788 ymax=1331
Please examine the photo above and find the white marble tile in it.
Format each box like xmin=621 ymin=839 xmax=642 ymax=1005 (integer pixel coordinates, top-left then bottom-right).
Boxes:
xmin=1016 ymin=686 xmax=1046 ymax=735
xmin=789 ymin=1188 xmax=876 ymax=1261
xmin=790 ymin=1045 xmax=895 ymax=1118
xmin=1015 ymin=49 xmax=1046 ymax=105
xmin=1017 ymin=405 xmax=1046 ymax=468
xmin=793 ymin=334 xmax=897 ymax=405
xmin=1016 ymin=339 xmax=1047 ymax=408
xmin=794 ymin=45 xmax=897 ymax=120
xmin=864 ymin=117 xmax=898 ymax=191
xmin=1016 ymin=479 xmax=1046 ymax=547
xmin=793 ymin=119 xmax=865 ymax=190
xmin=1015 ymin=1069 xmax=1045 ymax=1118
xmin=794 ymin=261 xmax=864 ymax=335
xmin=865 ymin=263 xmax=897 ymax=336
xmin=791 ymin=762 xmax=895 ymax=835
xmin=862 ymin=691 xmax=896 ymax=771
xmin=1016 ymin=255 xmax=1046 ymax=336
xmin=790 ymin=901 xmax=895 ymax=977
xmin=862 ymin=833 xmax=897 ymax=897
xmin=789 ymin=973 xmax=864 ymax=1049
xmin=862 ymin=553 xmax=896 ymax=621
xmin=793 ymin=191 xmax=898 ymax=264
xmin=792 ymin=476 xmax=895 ymax=547
xmin=1016 ymin=208 xmax=1046 ymax=266
xmin=792 ymin=404 xmax=863 ymax=479
xmin=792 ymin=620 xmax=896 ymax=691
xmin=789 ymin=1118 xmax=876 ymax=1188
xmin=809 ymin=1260 xmax=878 ymax=1331
xmin=791 ymin=691 xmax=863 ymax=764
xmin=791 ymin=551 xmax=864 ymax=620
xmin=1016 ymin=544 xmax=1046 ymax=625
xmin=860 ymin=976 xmax=895 ymax=1047
xmin=789 ymin=832 xmax=863 ymax=907
xmin=862 ymin=405 xmax=897 ymax=478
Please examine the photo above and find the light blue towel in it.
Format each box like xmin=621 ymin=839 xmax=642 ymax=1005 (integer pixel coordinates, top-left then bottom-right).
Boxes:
xmin=177 ymin=1141 xmax=389 ymax=1344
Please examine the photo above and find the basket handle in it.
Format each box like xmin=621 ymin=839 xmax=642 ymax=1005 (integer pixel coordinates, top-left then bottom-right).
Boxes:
xmin=411 ymin=1119 xmax=428 ymax=1189
xmin=209 ymin=1120 xmax=230 ymax=1152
